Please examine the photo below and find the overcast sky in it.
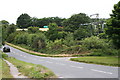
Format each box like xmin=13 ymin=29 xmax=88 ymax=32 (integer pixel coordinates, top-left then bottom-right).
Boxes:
xmin=0 ymin=0 xmax=119 ymax=24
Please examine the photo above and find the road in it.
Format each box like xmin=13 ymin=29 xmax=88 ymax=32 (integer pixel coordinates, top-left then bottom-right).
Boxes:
xmin=1 ymin=45 xmax=119 ymax=78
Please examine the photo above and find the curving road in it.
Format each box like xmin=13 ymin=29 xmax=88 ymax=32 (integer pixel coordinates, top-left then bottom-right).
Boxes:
xmin=1 ymin=45 xmax=119 ymax=78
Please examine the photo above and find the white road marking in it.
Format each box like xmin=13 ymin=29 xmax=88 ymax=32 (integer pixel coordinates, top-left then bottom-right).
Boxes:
xmin=70 ymin=65 xmax=83 ymax=68
xmin=91 ymin=69 xmax=113 ymax=74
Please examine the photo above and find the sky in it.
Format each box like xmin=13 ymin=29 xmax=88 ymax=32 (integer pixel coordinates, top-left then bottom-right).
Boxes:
xmin=0 ymin=0 xmax=119 ymax=24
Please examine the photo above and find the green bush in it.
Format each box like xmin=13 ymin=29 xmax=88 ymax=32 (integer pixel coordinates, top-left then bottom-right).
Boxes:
xmin=14 ymin=33 xmax=28 ymax=45
xmin=31 ymin=33 xmax=46 ymax=51
xmin=47 ymin=39 xmax=64 ymax=50
xmin=57 ymin=31 xmax=67 ymax=39
xmin=28 ymin=27 xmax=39 ymax=33
xmin=6 ymin=33 xmax=16 ymax=43
xmin=27 ymin=34 xmax=37 ymax=47
xmin=80 ymin=36 xmax=119 ymax=56
xmin=98 ymin=33 xmax=108 ymax=39
xmin=63 ymin=45 xmax=82 ymax=54
xmin=73 ymin=27 xmax=91 ymax=40
xmin=81 ymin=36 xmax=109 ymax=50
xmin=63 ymin=33 xmax=76 ymax=47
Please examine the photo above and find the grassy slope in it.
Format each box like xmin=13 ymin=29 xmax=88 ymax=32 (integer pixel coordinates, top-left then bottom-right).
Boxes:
xmin=6 ymin=57 xmax=56 ymax=78
xmin=0 ymin=59 xmax=2 ymax=79
xmin=1 ymin=59 xmax=13 ymax=78
xmin=70 ymin=56 xmax=119 ymax=67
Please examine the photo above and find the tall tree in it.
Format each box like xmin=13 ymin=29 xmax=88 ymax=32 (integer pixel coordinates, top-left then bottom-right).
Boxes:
xmin=106 ymin=1 xmax=120 ymax=48
xmin=0 ymin=20 xmax=9 ymax=45
xmin=45 ymin=23 xmax=59 ymax=41
xmin=6 ymin=24 xmax=16 ymax=36
xmin=16 ymin=13 xmax=31 ymax=29
xmin=62 ymin=13 xmax=91 ymax=31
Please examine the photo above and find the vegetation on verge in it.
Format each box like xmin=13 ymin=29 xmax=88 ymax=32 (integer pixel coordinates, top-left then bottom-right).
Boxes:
xmin=1 ymin=1 xmax=120 ymax=57
xmin=0 ymin=51 xmax=13 ymax=78
xmin=1 ymin=59 xmax=13 ymax=78
xmin=70 ymin=56 xmax=119 ymax=67
xmin=2 ymin=52 xmax=56 ymax=78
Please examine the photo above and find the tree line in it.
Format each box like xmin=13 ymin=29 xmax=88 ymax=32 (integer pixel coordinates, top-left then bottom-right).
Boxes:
xmin=0 ymin=1 xmax=120 ymax=56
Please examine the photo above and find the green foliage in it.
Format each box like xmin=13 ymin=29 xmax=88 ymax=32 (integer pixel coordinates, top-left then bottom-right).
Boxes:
xmin=73 ymin=26 xmax=91 ymax=40
xmin=57 ymin=31 xmax=67 ymax=39
xmin=17 ymin=13 xmax=31 ymax=28
xmin=31 ymin=33 xmax=46 ymax=50
xmin=30 ymin=17 xmax=65 ymax=27
xmin=63 ymin=45 xmax=82 ymax=54
xmin=98 ymin=33 xmax=108 ymax=39
xmin=81 ymin=36 xmax=119 ymax=56
xmin=62 ymin=13 xmax=91 ymax=31
xmin=63 ymin=33 xmax=76 ymax=47
xmin=81 ymin=36 xmax=109 ymax=50
xmin=106 ymin=1 xmax=120 ymax=48
xmin=6 ymin=24 xmax=16 ymax=36
xmin=6 ymin=33 xmax=16 ymax=43
xmin=27 ymin=34 xmax=37 ymax=47
xmin=0 ymin=20 xmax=9 ymax=45
xmin=5 ymin=56 xmax=56 ymax=78
xmin=45 ymin=23 xmax=59 ymax=41
xmin=14 ymin=33 xmax=28 ymax=45
xmin=0 ymin=20 xmax=9 ymax=25
xmin=28 ymin=27 xmax=39 ymax=33
xmin=47 ymin=39 xmax=64 ymax=50
xmin=70 ymin=56 xmax=119 ymax=67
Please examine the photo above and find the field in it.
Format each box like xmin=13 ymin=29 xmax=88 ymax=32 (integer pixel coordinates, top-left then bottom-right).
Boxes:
xmin=70 ymin=56 xmax=119 ymax=67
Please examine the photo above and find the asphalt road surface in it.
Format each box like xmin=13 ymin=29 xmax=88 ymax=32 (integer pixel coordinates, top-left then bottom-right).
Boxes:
xmin=1 ymin=45 xmax=119 ymax=78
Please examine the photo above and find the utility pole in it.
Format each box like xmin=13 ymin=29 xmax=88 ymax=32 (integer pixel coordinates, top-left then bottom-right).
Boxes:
xmin=90 ymin=13 xmax=100 ymax=35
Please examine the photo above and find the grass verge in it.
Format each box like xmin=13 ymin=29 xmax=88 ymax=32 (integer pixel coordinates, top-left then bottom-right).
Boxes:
xmin=2 ymin=59 xmax=13 ymax=78
xmin=0 ymin=51 xmax=13 ymax=78
xmin=2 ymin=52 xmax=56 ymax=78
xmin=70 ymin=56 xmax=119 ymax=67
xmin=0 ymin=59 xmax=2 ymax=79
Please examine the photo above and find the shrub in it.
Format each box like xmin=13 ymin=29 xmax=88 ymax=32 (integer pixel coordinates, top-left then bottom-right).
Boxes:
xmin=6 ymin=33 xmax=16 ymax=43
xmin=14 ymin=33 xmax=28 ymax=45
xmin=63 ymin=33 xmax=76 ymax=47
xmin=98 ymin=33 xmax=108 ymax=39
xmin=28 ymin=27 xmax=39 ymax=33
xmin=27 ymin=34 xmax=37 ymax=47
xmin=73 ymin=28 xmax=91 ymax=40
xmin=63 ymin=45 xmax=82 ymax=54
xmin=57 ymin=31 xmax=67 ymax=39
xmin=46 ymin=39 xmax=64 ymax=50
xmin=32 ymin=33 xmax=46 ymax=50
xmin=81 ymin=36 xmax=109 ymax=50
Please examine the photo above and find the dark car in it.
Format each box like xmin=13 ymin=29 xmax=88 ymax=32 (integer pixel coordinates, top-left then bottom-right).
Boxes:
xmin=3 ymin=47 xmax=10 ymax=52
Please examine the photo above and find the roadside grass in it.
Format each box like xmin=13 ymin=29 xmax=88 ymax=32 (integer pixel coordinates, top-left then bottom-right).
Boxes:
xmin=0 ymin=51 xmax=13 ymax=78
xmin=2 ymin=59 xmax=13 ymax=78
xmin=2 ymin=52 xmax=56 ymax=78
xmin=0 ymin=59 xmax=2 ymax=79
xmin=70 ymin=56 xmax=119 ymax=67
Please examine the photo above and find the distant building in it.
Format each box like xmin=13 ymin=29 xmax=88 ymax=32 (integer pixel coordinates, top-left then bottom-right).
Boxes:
xmin=16 ymin=28 xmax=49 ymax=31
